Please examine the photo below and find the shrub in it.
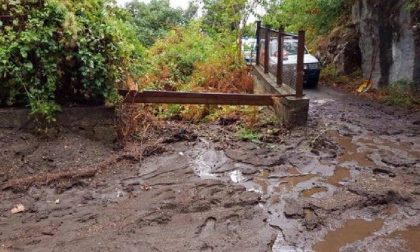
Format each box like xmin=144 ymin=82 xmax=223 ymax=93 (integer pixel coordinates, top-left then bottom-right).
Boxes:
xmin=0 ymin=0 xmax=145 ymax=121
xmin=382 ymin=81 xmax=419 ymax=107
xmin=139 ymin=22 xmax=253 ymax=122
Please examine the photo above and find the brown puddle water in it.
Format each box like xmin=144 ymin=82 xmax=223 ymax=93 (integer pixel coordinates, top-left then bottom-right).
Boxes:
xmin=330 ymin=131 xmax=375 ymax=167
xmin=312 ymin=219 xmax=384 ymax=252
xmin=275 ymin=174 xmax=318 ymax=192
xmin=254 ymin=169 xmax=318 ymax=195
xmin=325 ymin=131 xmax=376 ymax=186
xmin=389 ymin=225 xmax=420 ymax=252
xmin=326 ymin=166 xmax=350 ymax=186
xmin=300 ymin=186 xmax=328 ymax=197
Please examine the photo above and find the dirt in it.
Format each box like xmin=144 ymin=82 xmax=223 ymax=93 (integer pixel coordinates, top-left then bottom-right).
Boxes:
xmin=1 ymin=86 xmax=419 ymax=251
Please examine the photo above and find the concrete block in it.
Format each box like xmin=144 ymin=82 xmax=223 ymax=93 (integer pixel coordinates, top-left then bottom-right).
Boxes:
xmin=252 ymin=65 xmax=309 ymax=127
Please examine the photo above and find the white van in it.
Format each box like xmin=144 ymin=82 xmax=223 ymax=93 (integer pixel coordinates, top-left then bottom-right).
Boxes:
xmin=241 ymin=38 xmax=257 ymax=63
xmin=268 ymin=38 xmax=321 ymax=88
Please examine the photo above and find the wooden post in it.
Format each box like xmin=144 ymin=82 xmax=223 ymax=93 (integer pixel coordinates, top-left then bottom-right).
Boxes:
xmin=277 ymin=26 xmax=284 ymax=87
xmin=256 ymin=21 xmax=261 ymax=66
xmin=264 ymin=28 xmax=269 ymax=74
xmin=296 ymin=30 xmax=305 ymax=98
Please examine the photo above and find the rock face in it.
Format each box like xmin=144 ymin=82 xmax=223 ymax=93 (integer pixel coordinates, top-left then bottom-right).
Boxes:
xmin=316 ymin=24 xmax=362 ymax=75
xmin=352 ymin=0 xmax=420 ymax=88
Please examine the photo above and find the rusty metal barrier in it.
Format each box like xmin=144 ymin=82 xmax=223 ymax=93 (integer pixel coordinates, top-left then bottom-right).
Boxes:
xmin=119 ymin=90 xmax=298 ymax=105
xmin=255 ymin=22 xmax=305 ymax=98
xmin=118 ymin=23 xmax=306 ymax=107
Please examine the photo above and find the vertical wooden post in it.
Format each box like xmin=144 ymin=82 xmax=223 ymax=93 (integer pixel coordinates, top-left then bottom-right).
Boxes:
xmin=277 ymin=26 xmax=284 ymax=87
xmin=296 ymin=30 xmax=305 ymax=98
xmin=256 ymin=21 xmax=261 ymax=66
xmin=264 ymin=28 xmax=269 ymax=74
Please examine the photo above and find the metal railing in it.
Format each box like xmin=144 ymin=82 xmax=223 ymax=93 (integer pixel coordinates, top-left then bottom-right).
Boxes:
xmin=256 ymin=21 xmax=305 ymax=98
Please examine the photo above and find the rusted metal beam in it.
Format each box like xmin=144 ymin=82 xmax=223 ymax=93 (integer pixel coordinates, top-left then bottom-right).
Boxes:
xmin=296 ymin=30 xmax=305 ymax=98
xmin=277 ymin=26 xmax=284 ymax=87
xmin=256 ymin=21 xmax=261 ymax=66
xmin=119 ymin=90 xmax=298 ymax=106
xmin=260 ymin=26 xmax=298 ymax=38
xmin=264 ymin=28 xmax=270 ymax=74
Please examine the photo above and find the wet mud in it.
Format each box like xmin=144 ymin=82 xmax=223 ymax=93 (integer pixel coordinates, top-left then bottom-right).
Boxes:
xmin=1 ymin=86 xmax=419 ymax=251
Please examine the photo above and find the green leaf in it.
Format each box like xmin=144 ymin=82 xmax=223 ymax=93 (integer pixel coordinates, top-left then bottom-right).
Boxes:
xmin=24 ymin=62 xmax=33 ymax=70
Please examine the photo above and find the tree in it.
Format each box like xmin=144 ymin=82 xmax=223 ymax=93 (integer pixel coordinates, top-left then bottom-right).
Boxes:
xmin=262 ymin=0 xmax=347 ymax=41
xmin=125 ymin=0 xmax=187 ymax=47
xmin=201 ymin=0 xmax=263 ymax=59
xmin=183 ymin=1 xmax=200 ymax=21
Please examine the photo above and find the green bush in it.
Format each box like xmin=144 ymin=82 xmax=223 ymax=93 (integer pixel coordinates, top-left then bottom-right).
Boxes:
xmin=0 ymin=0 xmax=145 ymax=121
xmin=263 ymin=0 xmax=350 ymax=43
xmin=125 ymin=0 xmax=188 ymax=47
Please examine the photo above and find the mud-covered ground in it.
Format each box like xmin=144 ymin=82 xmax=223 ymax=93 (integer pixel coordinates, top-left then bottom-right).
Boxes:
xmin=0 ymin=87 xmax=419 ymax=252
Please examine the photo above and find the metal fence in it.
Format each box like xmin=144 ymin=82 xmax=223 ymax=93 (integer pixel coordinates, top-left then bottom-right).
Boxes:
xmin=256 ymin=22 xmax=305 ymax=98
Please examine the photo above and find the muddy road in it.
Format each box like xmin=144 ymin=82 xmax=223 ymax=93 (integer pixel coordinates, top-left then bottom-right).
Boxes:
xmin=0 ymin=87 xmax=419 ymax=251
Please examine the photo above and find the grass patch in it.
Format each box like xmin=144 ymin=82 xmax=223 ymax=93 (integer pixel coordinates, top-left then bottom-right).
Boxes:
xmin=382 ymin=81 xmax=420 ymax=107
xmin=236 ymin=127 xmax=262 ymax=143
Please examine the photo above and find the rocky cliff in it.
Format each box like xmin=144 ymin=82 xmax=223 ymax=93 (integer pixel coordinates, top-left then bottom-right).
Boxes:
xmin=318 ymin=0 xmax=420 ymax=88
xmin=352 ymin=0 xmax=419 ymax=88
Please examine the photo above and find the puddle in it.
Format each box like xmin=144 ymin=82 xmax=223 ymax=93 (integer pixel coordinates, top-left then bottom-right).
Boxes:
xmin=312 ymin=219 xmax=384 ymax=252
xmin=326 ymin=166 xmax=350 ymax=186
xmin=275 ymin=174 xmax=318 ymax=192
xmin=300 ymin=186 xmax=328 ymax=197
xmin=251 ymin=169 xmax=318 ymax=195
xmin=325 ymin=131 xmax=376 ymax=187
xmin=389 ymin=225 xmax=420 ymax=252
xmin=331 ymin=132 xmax=375 ymax=167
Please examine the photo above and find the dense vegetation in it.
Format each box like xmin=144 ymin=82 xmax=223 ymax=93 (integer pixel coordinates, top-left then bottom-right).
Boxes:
xmin=125 ymin=0 xmax=194 ymax=47
xmin=0 ymin=0 xmax=257 ymax=121
xmin=0 ymin=0 xmax=145 ymax=121
xmin=262 ymin=0 xmax=350 ymax=45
